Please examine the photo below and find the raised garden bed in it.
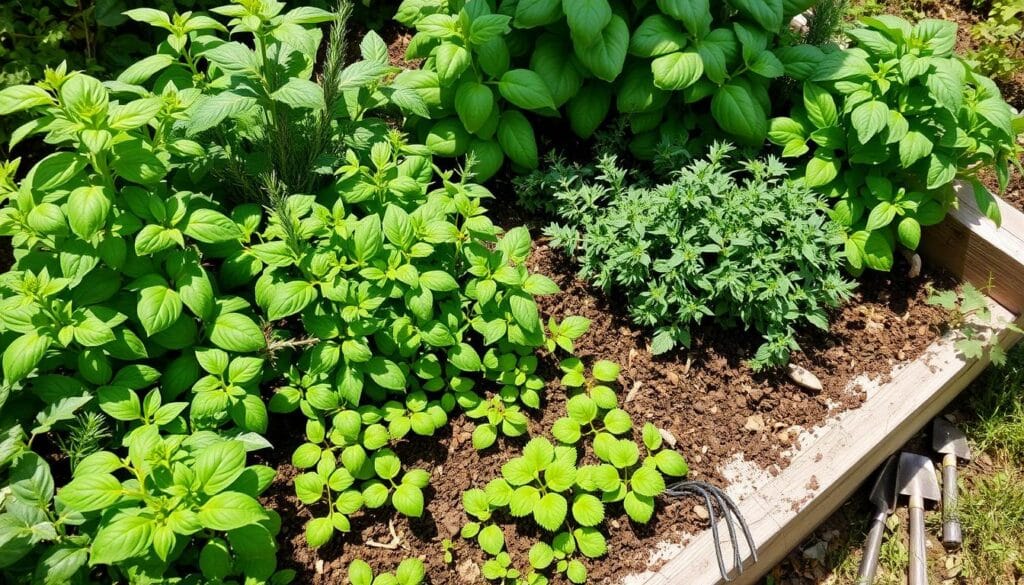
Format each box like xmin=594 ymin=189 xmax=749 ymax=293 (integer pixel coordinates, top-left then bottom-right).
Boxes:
xmin=625 ymin=185 xmax=1024 ymax=585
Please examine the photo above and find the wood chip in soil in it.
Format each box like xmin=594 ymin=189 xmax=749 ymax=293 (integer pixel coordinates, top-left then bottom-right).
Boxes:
xmin=261 ymin=240 xmax=951 ymax=584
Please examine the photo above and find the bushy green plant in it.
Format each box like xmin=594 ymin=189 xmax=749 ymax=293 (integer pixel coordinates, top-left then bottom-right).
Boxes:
xmin=460 ymin=360 xmax=687 ymax=584
xmin=266 ymin=186 xmax=569 ymax=545
xmin=0 ymin=0 xmax=580 ymax=580
xmin=0 ymin=1 xmax=355 ymax=579
xmin=968 ymin=0 xmax=1024 ymax=83
xmin=536 ymin=143 xmax=854 ymax=368
xmin=389 ymin=0 xmax=831 ymax=176
xmin=768 ymin=16 xmax=1023 ymax=271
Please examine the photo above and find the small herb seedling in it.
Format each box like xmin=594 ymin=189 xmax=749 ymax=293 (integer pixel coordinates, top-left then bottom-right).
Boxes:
xmin=928 ymin=282 xmax=1023 ymax=366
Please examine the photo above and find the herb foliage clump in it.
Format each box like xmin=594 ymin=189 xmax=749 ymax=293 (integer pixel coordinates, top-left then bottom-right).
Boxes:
xmin=769 ymin=16 xmax=1023 ymax=271
xmin=0 ymin=0 xmax=578 ymax=579
xmin=541 ymin=143 xmax=855 ymax=369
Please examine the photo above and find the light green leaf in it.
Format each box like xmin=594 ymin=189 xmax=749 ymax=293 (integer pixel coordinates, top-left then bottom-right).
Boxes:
xmin=137 ymin=286 xmax=182 ymax=336
xmin=898 ymin=131 xmax=933 ymax=168
xmin=478 ymin=524 xmax=505 ymax=555
xmin=57 ymin=474 xmax=123 ymax=512
xmin=499 ymin=69 xmax=557 ymax=113
xmin=851 ymin=100 xmax=888 ymax=144
xmin=185 ymin=209 xmax=242 ymax=243
xmin=195 ymin=441 xmax=246 ymax=495
xmin=392 ymin=484 xmax=424 ymax=517
xmin=265 ymin=281 xmax=318 ymax=321
xmin=3 ymin=332 xmax=51 ymax=384
xmin=0 ymin=85 xmax=53 ymax=114
xmin=571 ymin=494 xmax=605 ymax=526
xmin=89 ymin=514 xmax=153 ymax=565
xmin=209 ymin=313 xmax=266 ymax=353
xmin=651 ymin=51 xmax=704 ymax=90
xmin=711 ymin=82 xmax=767 ymax=144
xmin=271 ymin=78 xmax=325 ymax=110
xmin=534 ymin=492 xmax=568 ymax=531
xmin=197 ymin=492 xmax=266 ymax=531
xmin=67 ymin=186 xmax=112 ymax=240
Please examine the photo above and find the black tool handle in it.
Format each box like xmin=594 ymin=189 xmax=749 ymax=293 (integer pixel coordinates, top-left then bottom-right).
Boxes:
xmin=856 ymin=506 xmax=888 ymax=584
xmin=942 ymin=454 xmax=962 ymax=549
xmin=909 ymin=495 xmax=928 ymax=585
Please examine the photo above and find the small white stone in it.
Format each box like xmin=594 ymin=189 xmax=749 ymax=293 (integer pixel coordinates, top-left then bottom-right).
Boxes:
xmin=745 ymin=414 xmax=766 ymax=433
xmin=693 ymin=505 xmax=709 ymax=520
xmin=658 ymin=428 xmax=678 ymax=448
xmin=788 ymin=364 xmax=824 ymax=392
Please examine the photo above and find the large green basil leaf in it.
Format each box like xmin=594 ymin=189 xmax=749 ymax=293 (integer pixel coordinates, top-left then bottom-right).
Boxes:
xmin=563 ymin=0 xmax=612 ymax=47
xmin=710 ymin=81 xmax=767 ymax=143
xmin=651 ymin=51 xmax=704 ymax=91
xmin=497 ymin=111 xmax=538 ymax=169
xmin=573 ymin=15 xmax=628 ymax=82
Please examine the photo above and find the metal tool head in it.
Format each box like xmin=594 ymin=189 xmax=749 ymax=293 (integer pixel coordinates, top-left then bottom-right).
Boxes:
xmin=933 ymin=418 xmax=972 ymax=461
xmin=897 ymin=452 xmax=942 ymax=503
xmin=868 ymin=456 xmax=899 ymax=513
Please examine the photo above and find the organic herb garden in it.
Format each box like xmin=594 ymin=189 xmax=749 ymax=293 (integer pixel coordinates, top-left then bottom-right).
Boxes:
xmin=0 ymin=0 xmax=1021 ymax=584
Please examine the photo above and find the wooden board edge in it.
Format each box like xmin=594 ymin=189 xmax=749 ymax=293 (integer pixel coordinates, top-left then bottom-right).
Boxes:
xmin=921 ymin=182 xmax=1024 ymax=315
xmin=636 ymin=304 xmax=1024 ymax=585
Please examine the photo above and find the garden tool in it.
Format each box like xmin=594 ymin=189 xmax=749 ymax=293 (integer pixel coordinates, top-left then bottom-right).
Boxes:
xmin=897 ymin=452 xmax=942 ymax=585
xmin=664 ymin=481 xmax=756 ymax=581
xmin=932 ymin=418 xmax=972 ymax=550
xmin=856 ymin=456 xmax=898 ymax=584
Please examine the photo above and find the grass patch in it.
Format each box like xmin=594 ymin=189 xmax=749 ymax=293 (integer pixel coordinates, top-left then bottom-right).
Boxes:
xmin=965 ymin=346 xmax=1024 ymax=459
xmin=956 ymin=462 xmax=1024 ymax=581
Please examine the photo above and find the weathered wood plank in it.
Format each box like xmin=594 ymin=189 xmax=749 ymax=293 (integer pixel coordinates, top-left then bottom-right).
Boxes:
xmin=920 ymin=184 xmax=1024 ymax=314
xmin=634 ymin=308 xmax=1023 ymax=585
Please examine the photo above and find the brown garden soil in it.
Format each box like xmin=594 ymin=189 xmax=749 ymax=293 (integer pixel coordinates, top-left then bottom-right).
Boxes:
xmin=260 ymin=201 xmax=954 ymax=584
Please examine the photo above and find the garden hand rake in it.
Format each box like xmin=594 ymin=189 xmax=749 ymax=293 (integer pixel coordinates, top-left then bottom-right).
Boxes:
xmin=664 ymin=481 xmax=757 ymax=581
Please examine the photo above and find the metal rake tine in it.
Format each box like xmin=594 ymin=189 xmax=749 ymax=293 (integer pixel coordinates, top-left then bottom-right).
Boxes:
xmin=708 ymin=485 xmax=743 ymax=575
xmin=667 ymin=482 xmax=736 ymax=581
xmin=704 ymin=483 xmax=761 ymax=565
xmin=694 ymin=484 xmax=732 ymax=581
xmin=689 ymin=482 xmax=743 ymax=576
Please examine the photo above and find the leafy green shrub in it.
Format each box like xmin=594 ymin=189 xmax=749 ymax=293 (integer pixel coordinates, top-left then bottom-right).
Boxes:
xmin=390 ymin=0 xmax=828 ymax=175
xmin=0 ymin=61 xmax=294 ymax=585
xmin=0 ymin=0 xmax=578 ymax=580
xmin=768 ymin=16 xmax=1023 ymax=271
xmin=0 ymin=0 xmax=366 ymax=576
xmin=968 ymin=0 xmax=1024 ymax=84
xmin=263 ymin=160 xmax=568 ymax=547
xmin=460 ymin=360 xmax=687 ymax=584
xmin=536 ymin=143 xmax=854 ymax=368
xmin=0 ymin=0 xmax=233 ymax=147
